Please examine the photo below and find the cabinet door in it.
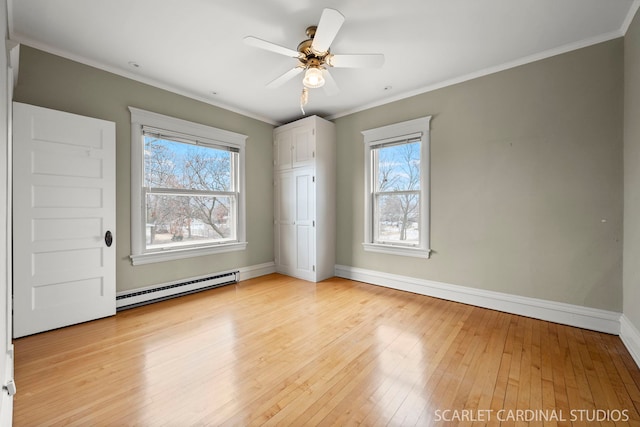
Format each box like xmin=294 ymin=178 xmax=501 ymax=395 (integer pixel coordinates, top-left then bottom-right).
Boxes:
xmin=274 ymin=169 xmax=316 ymax=281
xmin=275 ymin=171 xmax=295 ymax=270
xmin=274 ymin=129 xmax=292 ymax=171
xmin=293 ymin=169 xmax=315 ymax=279
xmin=292 ymin=126 xmax=314 ymax=168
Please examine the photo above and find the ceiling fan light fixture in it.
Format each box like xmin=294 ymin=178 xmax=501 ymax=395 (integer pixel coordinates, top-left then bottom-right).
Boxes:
xmin=303 ymin=67 xmax=325 ymax=88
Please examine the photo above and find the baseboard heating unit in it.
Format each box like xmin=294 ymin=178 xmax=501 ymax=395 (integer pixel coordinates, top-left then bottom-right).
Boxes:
xmin=116 ymin=271 xmax=239 ymax=311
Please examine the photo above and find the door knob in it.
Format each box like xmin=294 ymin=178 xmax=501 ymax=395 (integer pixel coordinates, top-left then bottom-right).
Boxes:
xmin=105 ymin=230 xmax=113 ymax=247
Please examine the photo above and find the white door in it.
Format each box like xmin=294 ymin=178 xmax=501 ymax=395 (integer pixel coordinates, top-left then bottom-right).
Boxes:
xmin=275 ymin=170 xmax=295 ymax=272
xmin=293 ymin=168 xmax=315 ymax=281
xmin=275 ymin=168 xmax=315 ymax=281
xmin=12 ymin=102 xmax=116 ymax=338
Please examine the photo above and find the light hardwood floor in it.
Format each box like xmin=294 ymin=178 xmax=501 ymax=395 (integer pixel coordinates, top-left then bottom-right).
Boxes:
xmin=12 ymin=274 xmax=640 ymax=426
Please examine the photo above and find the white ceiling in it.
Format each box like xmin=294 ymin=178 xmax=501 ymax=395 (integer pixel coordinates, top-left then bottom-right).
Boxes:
xmin=8 ymin=0 xmax=640 ymax=125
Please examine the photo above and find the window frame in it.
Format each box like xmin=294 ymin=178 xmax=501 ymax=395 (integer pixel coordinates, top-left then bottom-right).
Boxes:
xmin=362 ymin=116 xmax=431 ymax=258
xmin=129 ymin=107 xmax=247 ymax=265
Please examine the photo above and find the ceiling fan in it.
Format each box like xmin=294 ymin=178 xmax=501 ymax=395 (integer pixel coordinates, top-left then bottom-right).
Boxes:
xmin=244 ymin=8 xmax=385 ymax=113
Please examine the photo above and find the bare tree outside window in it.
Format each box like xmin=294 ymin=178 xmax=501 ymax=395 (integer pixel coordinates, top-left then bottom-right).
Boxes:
xmin=143 ymin=135 xmax=238 ymax=250
xmin=374 ymin=140 xmax=421 ymax=244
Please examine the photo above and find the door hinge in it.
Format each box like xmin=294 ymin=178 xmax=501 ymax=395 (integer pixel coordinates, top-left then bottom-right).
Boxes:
xmin=312 ymin=265 xmax=316 ymax=272
xmin=312 ymin=220 xmax=315 ymax=227
xmin=3 ymin=379 xmax=16 ymax=397
xmin=312 ymin=151 xmax=315 ymax=158
xmin=312 ymin=176 xmax=315 ymax=183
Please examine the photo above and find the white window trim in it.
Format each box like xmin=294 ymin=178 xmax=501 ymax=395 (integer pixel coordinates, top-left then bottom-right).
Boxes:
xmin=129 ymin=107 xmax=248 ymax=265
xmin=362 ymin=116 xmax=432 ymax=258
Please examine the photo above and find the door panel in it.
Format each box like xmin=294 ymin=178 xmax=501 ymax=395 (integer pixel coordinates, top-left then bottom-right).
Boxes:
xmin=296 ymin=226 xmax=311 ymax=271
xmin=278 ymin=225 xmax=295 ymax=269
xmin=12 ymin=102 xmax=116 ymax=338
xmin=274 ymin=130 xmax=292 ymax=170
xmin=292 ymin=127 xmax=314 ymax=167
xmin=295 ymin=173 xmax=311 ymax=221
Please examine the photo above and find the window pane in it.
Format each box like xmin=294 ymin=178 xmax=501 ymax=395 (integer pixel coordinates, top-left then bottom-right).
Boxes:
xmin=145 ymin=193 xmax=236 ymax=250
xmin=375 ymin=193 xmax=420 ymax=244
xmin=144 ymin=136 xmax=233 ymax=191
xmin=375 ymin=141 xmax=420 ymax=192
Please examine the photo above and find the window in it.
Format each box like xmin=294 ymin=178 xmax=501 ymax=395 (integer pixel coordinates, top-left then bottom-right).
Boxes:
xmin=129 ymin=107 xmax=247 ymax=265
xmin=362 ymin=116 xmax=431 ymax=258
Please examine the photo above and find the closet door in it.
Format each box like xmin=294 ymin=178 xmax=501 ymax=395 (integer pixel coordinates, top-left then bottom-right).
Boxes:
xmin=275 ymin=171 xmax=295 ymax=272
xmin=293 ymin=168 xmax=315 ymax=280
xmin=275 ymin=168 xmax=315 ymax=280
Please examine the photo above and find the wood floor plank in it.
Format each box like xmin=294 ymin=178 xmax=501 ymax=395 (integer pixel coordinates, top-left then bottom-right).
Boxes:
xmin=528 ymin=317 xmax=544 ymax=427
xmin=469 ymin=311 xmax=512 ymax=427
xmin=502 ymin=316 xmax=526 ymax=427
xmin=550 ymin=323 xmax=573 ymax=427
xmin=12 ymin=274 xmax=640 ymax=426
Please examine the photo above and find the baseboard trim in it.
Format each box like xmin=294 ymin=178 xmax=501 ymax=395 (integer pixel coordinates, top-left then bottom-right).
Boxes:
xmin=238 ymin=262 xmax=276 ymax=281
xmin=620 ymin=315 xmax=640 ymax=368
xmin=334 ymin=265 xmax=621 ymax=335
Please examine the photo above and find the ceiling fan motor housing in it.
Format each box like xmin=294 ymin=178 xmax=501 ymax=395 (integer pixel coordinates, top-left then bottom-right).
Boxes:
xmin=297 ymin=26 xmax=330 ymax=68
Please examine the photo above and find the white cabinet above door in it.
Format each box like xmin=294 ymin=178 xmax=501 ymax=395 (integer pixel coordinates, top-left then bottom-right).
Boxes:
xmin=274 ymin=124 xmax=314 ymax=171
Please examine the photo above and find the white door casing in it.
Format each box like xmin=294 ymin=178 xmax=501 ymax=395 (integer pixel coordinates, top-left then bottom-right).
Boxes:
xmin=1 ymin=29 xmax=16 ymax=426
xmin=12 ymin=102 xmax=116 ymax=338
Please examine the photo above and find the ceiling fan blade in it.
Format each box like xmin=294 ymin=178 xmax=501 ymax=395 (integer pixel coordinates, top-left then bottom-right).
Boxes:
xmin=266 ymin=67 xmax=304 ymax=88
xmin=243 ymin=36 xmax=302 ymax=58
xmin=322 ymin=69 xmax=340 ymax=96
xmin=311 ymin=8 xmax=345 ymax=54
xmin=327 ymin=54 xmax=385 ymax=68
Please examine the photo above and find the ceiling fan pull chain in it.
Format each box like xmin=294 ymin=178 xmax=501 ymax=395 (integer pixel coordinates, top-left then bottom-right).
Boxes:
xmin=300 ymin=87 xmax=309 ymax=115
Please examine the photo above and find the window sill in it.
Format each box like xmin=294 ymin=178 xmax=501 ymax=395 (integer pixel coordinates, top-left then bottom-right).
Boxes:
xmin=362 ymin=243 xmax=431 ymax=258
xmin=130 ymin=241 xmax=248 ymax=265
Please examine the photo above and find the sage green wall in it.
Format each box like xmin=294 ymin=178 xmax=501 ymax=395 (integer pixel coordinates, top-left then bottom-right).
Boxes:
xmin=14 ymin=46 xmax=274 ymax=292
xmin=624 ymin=9 xmax=640 ymax=329
xmin=335 ymin=39 xmax=624 ymax=311
xmin=12 ymin=37 xmax=627 ymax=312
